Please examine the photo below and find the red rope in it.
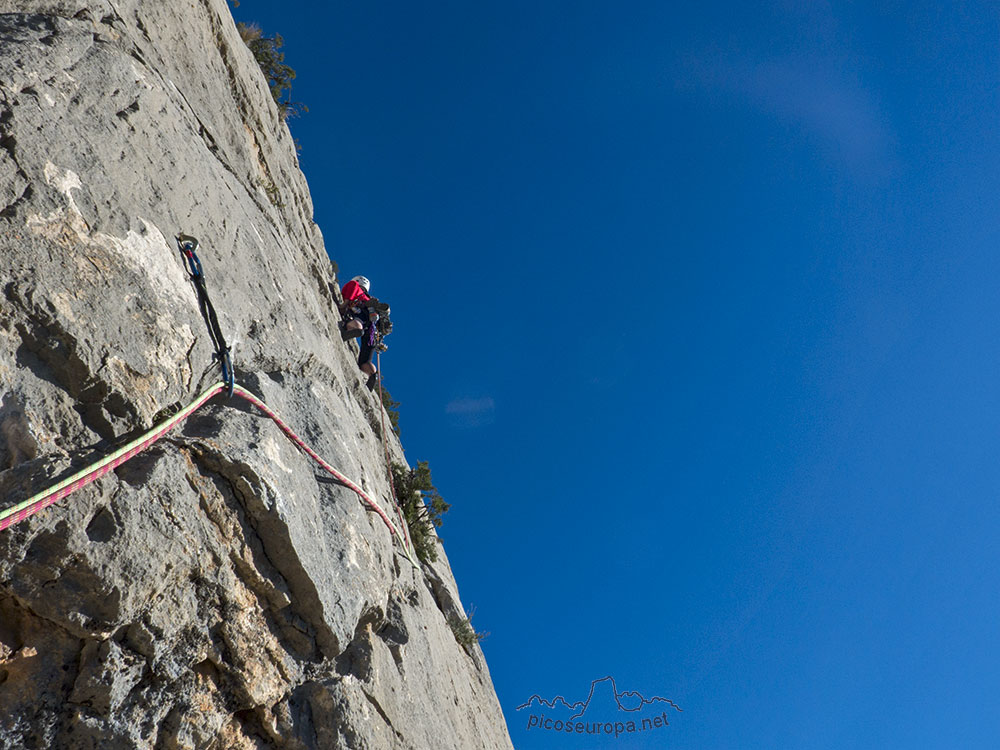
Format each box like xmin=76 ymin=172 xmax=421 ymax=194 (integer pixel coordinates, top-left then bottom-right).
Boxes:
xmin=1 ymin=383 xmax=410 ymax=555
xmin=0 ymin=384 xmax=227 ymax=531
xmin=231 ymin=385 xmax=403 ymax=540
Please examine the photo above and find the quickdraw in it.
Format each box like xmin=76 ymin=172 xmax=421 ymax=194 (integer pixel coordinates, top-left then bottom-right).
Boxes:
xmin=176 ymin=234 xmax=234 ymax=396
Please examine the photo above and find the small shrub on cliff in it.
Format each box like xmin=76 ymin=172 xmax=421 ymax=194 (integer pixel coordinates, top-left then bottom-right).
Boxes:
xmin=392 ymin=461 xmax=450 ymax=564
xmin=237 ymin=22 xmax=306 ymax=119
xmin=448 ymin=610 xmax=487 ymax=651
xmin=261 ymin=177 xmax=284 ymax=208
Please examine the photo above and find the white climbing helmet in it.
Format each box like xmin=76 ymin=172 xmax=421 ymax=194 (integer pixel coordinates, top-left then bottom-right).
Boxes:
xmin=351 ymin=275 xmax=370 ymax=293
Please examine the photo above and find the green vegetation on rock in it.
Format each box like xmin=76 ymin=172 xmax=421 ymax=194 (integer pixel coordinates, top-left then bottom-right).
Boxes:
xmin=392 ymin=461 xmax=450 ymax=564
xmin=237 ymin=22 xmax=306 ymax=119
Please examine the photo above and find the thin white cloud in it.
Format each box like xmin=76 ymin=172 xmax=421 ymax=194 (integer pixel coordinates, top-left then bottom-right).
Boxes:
xmin=680 ymin=54 xmax=893 ymax=171
xmin=745 ymin=61 xmax=888 ymax=163
xmin=445 ymin=396 xmax=496 ymax=427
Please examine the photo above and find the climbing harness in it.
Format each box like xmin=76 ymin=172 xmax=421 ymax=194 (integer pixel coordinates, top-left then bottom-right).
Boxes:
xmin=0 ymin=382 xmax=418 ymax=567
xmin=176 ymin=234 xmax=234 ymax=396
xmin=355 ymin=301 xmax=392 ymax=392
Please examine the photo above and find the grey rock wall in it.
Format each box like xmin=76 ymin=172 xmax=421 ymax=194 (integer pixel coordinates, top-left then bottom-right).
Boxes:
xmin=0 ymin=1 xmax=512 ymax=748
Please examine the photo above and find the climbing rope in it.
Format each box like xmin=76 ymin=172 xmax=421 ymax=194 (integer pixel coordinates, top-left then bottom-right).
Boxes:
xmin=176 ymin=234 xmax=234 ymax=396
xmin=0 ymin=382 xmax=225 ymax=531
xmin=230 ymin=385 xmax=417 ymax=566
xmin=0 ymin=383 xmax=418 ymax=566
xmin=376 ymin=350 xmax=413 ymax=553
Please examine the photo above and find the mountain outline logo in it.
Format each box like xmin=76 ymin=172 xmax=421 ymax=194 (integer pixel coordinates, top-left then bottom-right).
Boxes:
xmin=516 ymin=675 xmax=682 ymax=720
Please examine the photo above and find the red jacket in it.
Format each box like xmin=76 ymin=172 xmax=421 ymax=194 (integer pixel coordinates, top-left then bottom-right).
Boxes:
xmin=341 ymin=280 xmax=371 ymax=308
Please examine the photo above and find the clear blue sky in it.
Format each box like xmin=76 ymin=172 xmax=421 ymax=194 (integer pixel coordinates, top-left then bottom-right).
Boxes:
xmin=232 ymin=2 xmax=1000 ymax=747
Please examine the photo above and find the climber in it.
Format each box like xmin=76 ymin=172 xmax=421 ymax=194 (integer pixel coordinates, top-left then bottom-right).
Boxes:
xmin=339 ymin=275 xmax=391 ymax=390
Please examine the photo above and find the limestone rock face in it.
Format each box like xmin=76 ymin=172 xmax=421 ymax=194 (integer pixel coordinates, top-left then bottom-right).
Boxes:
xmin=0 ymin=2 xmax=512 ymax=748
